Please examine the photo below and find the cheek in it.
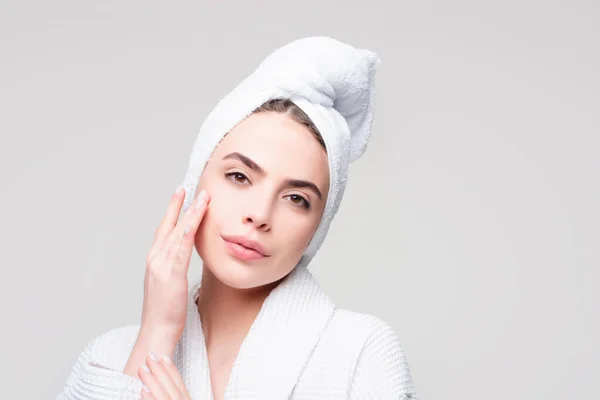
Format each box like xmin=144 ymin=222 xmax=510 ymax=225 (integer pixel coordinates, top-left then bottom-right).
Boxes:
xmin=195 ymin=179 xmax=243 ymax=242
xmin=198 ymin=193 xmax=232 ymax=234
xmin=207 ymin=182 xmax=240 ymax=223
xmin=193 ymin=178 xmax=223 ymax=241
xmin=276 ymin=214 xmax=319 ymax=254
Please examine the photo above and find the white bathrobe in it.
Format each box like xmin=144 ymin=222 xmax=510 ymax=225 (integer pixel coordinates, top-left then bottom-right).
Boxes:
xmin=56 ymin=266 xmax=417 ymax=399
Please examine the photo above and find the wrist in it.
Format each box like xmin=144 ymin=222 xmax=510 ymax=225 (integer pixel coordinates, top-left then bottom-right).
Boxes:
xmin=137 ymin=326 xmax=180 ymax=356
xmin=123 ymin=328 xmax=180 ymax=378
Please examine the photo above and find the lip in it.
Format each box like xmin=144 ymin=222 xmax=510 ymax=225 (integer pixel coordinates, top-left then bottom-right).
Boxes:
xmin=221 ymin=234 xmax=270 ymax=260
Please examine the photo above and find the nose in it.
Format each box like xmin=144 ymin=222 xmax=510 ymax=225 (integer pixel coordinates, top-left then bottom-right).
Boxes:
xmin=242 ymin=196 xmax=273 ymax=232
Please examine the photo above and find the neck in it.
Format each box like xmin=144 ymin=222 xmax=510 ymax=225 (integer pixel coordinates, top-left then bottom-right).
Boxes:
xmin=195 ymin=265 xmax=283 ymax=346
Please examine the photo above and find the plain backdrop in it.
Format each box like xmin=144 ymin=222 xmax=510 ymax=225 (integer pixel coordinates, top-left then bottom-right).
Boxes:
xmin=1 ymin=1 xmax=598 ymax=399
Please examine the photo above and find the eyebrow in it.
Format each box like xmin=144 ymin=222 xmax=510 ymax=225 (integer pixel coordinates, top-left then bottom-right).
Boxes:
xmin=222 ymin=152 xmax=323 ymax=200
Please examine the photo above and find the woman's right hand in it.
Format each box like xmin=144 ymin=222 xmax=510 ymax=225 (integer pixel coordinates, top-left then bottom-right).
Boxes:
xmin=141 ymin=186 xmax=210 ymax=343
xmin=125 ymin=186 xmax=209 ymax=379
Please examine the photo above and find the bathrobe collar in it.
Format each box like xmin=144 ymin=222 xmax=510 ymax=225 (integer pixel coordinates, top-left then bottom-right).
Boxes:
xmin=174 ymin=265 xmax=337 ymax=399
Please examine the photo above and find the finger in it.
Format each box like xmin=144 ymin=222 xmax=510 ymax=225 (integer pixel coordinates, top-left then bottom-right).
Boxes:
xmin=149 ymin=186 xmax=186 ymax=261
xmin=140 ymin=386 xmax=156 ymax=400
xmin=159 ymin=355 xmax=188 ymax=395
xmin=139 ymin=363 xmax=169 ymax=400
xmin=148 ymin=235 xmax=179 ymax=275
xmin=149 ymin=195 xmax=205 ymax=272
xmin=152 ymin=189 xmax=208 ymax=267
xmin=172 ymin=191 xmax=210 ymax=278
xmin=145 ymin=354 xmax=183 ymax=400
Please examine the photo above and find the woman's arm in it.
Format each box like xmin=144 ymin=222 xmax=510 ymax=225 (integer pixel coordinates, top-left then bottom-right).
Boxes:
xmin=348 ymin=318 xmax=418 ymax=399
xmin=123 ymin=327 xmax=178 ymax=379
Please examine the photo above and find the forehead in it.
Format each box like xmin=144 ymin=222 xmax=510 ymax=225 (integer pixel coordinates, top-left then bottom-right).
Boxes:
xmin=213 ymin=112 xmax=330 ymax=185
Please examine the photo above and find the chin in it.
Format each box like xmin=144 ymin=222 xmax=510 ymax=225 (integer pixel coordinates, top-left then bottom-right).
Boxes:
xmin=206 ymin=258 xmax=266 ymax=289
xmin=200 ymin=251 xmax=297 ymax=290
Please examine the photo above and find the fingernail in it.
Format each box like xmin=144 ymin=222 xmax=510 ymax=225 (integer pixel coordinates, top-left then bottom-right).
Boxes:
xmin=142 ymin=384 xmax=151 ymax=393
xmin=175 ymin=185 xmax=183 ymax=194
xmin=161 ymin=355 xmax=172 ymax=364
xmin=148 ymin=351 xmax=158 ymax=361
xmin=140 ymin=364 xmax=150 ymax=373
xmin=194 ymin=190 xmax=207 ymax=209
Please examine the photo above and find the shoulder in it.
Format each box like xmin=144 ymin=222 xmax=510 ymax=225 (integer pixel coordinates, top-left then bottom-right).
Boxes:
xmin=77 ymin=324 xmax=141 ymax=372
xmin=332 ymin=308 xmax=394 ymax=331
xmin=87 ymin=324 xmax=141 ymax=349
xmin=333 ymin=309 xmax=418 ymax=399
xmin=329 ymin=308 xmax=402 ymax=347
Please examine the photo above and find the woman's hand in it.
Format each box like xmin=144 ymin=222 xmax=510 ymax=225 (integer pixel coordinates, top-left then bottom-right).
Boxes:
xmin=141 ymin=186 xmax=210 ymax=342
xmin=124 ymin=186 xmax=211 ymax=379
xmin=139 ymin=352 xmax=192 ymax=400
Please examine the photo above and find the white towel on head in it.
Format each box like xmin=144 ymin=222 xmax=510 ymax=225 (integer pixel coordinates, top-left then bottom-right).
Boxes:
xmin=181 ymin=36 xmax=381 ymax=270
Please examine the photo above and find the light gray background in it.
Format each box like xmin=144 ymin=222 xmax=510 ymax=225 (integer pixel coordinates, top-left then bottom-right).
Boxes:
xmin=1 ymin=1 xmax=598 ymax=399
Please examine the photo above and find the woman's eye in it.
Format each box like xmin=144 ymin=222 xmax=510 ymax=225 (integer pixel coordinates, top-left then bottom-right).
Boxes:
xmin=225 ymin=172 xmax=249 ymax=184
xmin=285 ymin=194 xmax=311 ymax=210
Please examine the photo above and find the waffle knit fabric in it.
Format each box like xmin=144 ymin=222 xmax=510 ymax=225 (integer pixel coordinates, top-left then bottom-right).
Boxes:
xmin=57 ymin=267 xmax=417 ymax=399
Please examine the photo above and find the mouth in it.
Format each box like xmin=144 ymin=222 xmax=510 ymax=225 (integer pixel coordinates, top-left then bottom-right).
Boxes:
xmin=221 ymin=234 xmax=270 ymax=261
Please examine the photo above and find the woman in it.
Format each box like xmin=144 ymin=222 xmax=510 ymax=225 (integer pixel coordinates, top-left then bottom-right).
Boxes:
xmin=57 ymin=37 xmax=418 ymax=399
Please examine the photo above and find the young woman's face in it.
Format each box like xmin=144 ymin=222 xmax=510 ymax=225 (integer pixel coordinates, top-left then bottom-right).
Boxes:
xmin=193 ymin=111 xmax=330 ymax=289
